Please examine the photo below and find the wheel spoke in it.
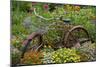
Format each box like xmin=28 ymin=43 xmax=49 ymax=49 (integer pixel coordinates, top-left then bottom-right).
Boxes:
xmin=64 ymin=26 xmax=90 ymax=48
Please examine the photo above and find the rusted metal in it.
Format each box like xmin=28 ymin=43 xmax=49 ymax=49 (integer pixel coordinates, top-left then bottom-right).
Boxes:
xmin=21 ymin=32 xmax=43 ymax=58
xmin=21 ymin=25 xmax=91 ymax=58
xmin=63 ymin=25 xmax=90 ymax=48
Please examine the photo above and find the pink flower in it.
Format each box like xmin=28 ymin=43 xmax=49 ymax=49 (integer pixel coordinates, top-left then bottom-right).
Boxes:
xmin=43 ymin=4 xmax=49 ymax=10
xmin=32 ymin=2 xmax=36 ymax=5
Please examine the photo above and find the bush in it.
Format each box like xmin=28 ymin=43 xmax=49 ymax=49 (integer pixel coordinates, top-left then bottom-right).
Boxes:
xmin=77 ymin=43 xmax=96 ymax=62
xmin=41 ymin=48 xmax=54 ymax=64
xmin=11 ymin=45 xmax=21 ymax=65
xmin=20 ymin=51 xmax=43 ymax=64
xmin=11 ymin=35 xmax=25 ymax=50
xmin=51 ymin=48 xmax=81 ymax=63
xmin=11 ymin=11 xmax=30 ymax=36
xmin=67 ymin=8 xmax=96 ymax=42
xmin=12 ymin=1 xmax=32 ymax=12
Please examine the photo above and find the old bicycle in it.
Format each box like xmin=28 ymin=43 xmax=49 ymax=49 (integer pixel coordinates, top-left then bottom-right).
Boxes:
xmin=21 ymin=8 xmax=91 ymax=58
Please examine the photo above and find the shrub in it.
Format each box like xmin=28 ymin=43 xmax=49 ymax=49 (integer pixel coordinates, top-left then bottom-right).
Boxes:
xmin=41 ymin=48 xmax=54 ymax=64
xmin=12 ymin=1 xmax=32 ymax=12
xmin=20 ymin=51 xmax=43 ymax=64
xmin=77 ymin=43 xmax=96 ymax=62
xmin=11 ymin=11 xmax=30 ymax=36
xmin=11 ymin=35 xmax=24 ymax=50
xmin=51 ymin=48 xmax=81 ymax=63
xmin=11 ymin=45 xmax=21 ymax=65
xmin=67 ymin=8 xmax=96 ymax=42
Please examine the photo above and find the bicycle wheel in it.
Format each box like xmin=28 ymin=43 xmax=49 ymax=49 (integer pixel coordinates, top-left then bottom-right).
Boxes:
xmin=63 ymin=25 xmax=91 ymax=48
xmin=21 ymin=32 xmax=43 ymax=58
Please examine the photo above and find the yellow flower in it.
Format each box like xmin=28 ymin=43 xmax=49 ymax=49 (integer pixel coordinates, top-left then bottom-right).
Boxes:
xmin=44 ymin=45 xmax=47 ymax=48
xmin=64 ymin=60 xmax=66 ymax=63
xmin=48 ymin=45 xmax=51 ymax=48
xmin=74 ymin=6 xmax=80 ymax=11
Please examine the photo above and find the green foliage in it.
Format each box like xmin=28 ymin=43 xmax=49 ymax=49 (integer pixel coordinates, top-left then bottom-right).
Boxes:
xmin=11 ymin=47 xmax=21 ymax=65
xmin=11 ymin=1 xmax=32 ymax=12
xmin=41 ymin=48 xmax=54 ymax=64
xmin=77 ymin=43 xmax=96 ymax=62
xmin=67 ymin=8 xmax=96 ymax=41
xmin=11 ymin=11 xmax=27 ymax=25
xmin=51 ymin=48 xmax=81 ymax=63
xmin=11 ymin=35 xmax=27 ymax=50
xmin=11 ymin=36 xmax=22 ymax=50
xmin=43 ymin=29 xmax=62 ymax=47
xmin=12 ymin=24 xmax=29 ymax=36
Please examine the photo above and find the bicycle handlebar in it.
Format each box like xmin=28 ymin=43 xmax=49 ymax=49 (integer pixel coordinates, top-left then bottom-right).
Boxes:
xmin=33 ymin=8 xmax=64 ymax=21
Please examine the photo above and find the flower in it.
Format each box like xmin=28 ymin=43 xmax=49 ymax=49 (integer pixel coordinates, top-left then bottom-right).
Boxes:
xmin=43 ymin=4 xmax=49 ymax=10
xmin=32 ymin=2 xmax=37 ymax=5
xmin=74 ymin=6 xmax=80 ymax=11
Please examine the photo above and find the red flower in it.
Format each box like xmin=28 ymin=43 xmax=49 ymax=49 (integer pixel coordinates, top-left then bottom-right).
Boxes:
xmin=32 ymin=2 xmax=36 ymax=5
xmin=43 ymin=4 xmax=49 ymax=10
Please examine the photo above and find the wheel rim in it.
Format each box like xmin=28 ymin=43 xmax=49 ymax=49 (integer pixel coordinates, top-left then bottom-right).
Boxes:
xmin=21 ymin=32 xmax=43 ymax=58
xmin=64 ymin=25 xmax=90 ymax=48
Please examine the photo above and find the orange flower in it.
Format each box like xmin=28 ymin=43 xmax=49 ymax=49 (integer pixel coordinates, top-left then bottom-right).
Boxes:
xmin=21 ymin=51 xmax=43 ymax=64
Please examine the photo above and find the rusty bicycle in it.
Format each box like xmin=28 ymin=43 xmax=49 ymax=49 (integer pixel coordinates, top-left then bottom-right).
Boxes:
xmin=21 ymin=8 xmax=91 ymax=58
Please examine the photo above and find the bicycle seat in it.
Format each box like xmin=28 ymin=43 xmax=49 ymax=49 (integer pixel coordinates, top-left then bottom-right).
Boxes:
xmin=62 ymin=19 xmax=71 ymax=24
